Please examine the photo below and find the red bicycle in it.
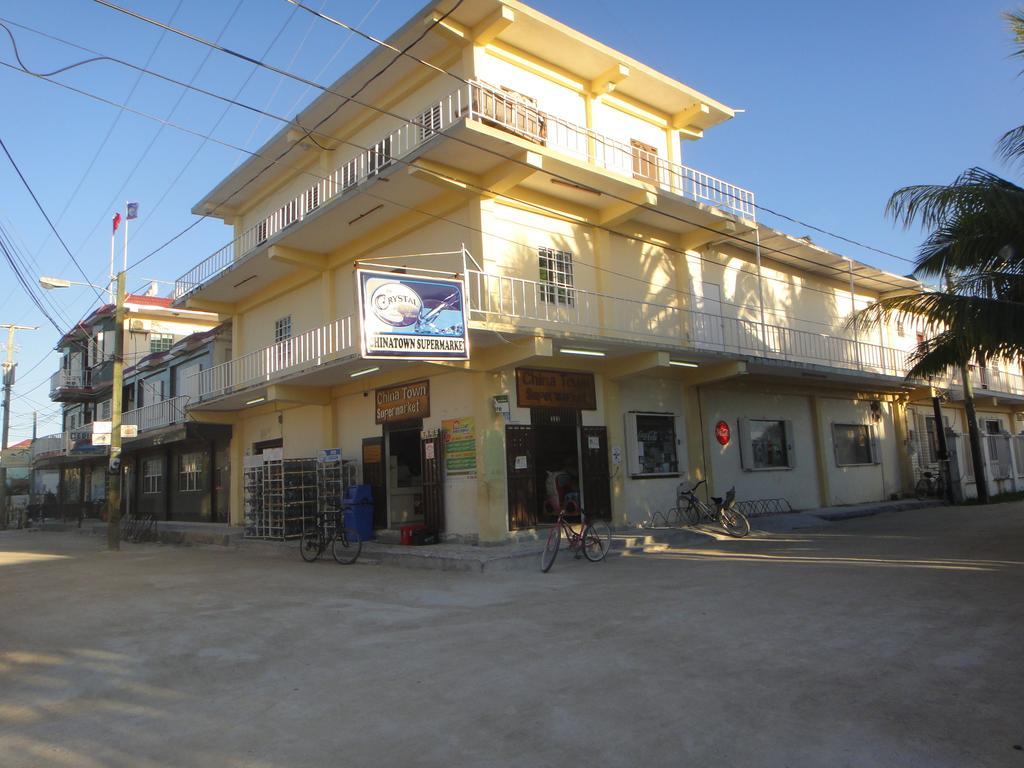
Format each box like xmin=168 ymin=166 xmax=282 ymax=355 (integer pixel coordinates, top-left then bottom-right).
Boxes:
xmin=540 ymin=501 xmax=612 ymax=573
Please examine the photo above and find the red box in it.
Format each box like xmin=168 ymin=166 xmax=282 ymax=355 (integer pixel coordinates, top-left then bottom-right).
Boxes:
xmin=400 ymin=524 xmax=426 ymax=545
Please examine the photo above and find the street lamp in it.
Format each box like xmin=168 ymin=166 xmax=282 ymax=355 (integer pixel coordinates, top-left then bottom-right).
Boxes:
xmin=40 ymin=272 xmax=127 ymax=550
xmin=39 ymin=276 xmax=114 ymax=303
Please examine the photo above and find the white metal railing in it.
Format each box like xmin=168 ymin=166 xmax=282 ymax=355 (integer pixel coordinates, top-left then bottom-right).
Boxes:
xmin=49 ymin=368 xmax=90 ymax=395
xmin=122 ymin=396 xmax=190 ymax=434
xmin=193 ymin=316 xmax=355 ymax=400
xmin=173 ymin=81 xmax=755 ymax=301
xmin=945 ymin=366 xmax=1024 ymax=398
xmin=466 ymin=269 xmax=907 ymax=378
xmin=29 ymin=428 xmax=106 ymax=460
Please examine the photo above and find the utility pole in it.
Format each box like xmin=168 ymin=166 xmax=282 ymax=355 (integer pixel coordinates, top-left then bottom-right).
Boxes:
xmin=106 ymin=272 xmax=126 ymax=550
xmin=0 ymin=323 xmax=37 ymax=528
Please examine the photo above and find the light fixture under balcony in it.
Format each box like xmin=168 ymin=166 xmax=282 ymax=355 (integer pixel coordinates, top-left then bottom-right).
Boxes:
xmin=669 ymin=360 xmax=699 ymax=368
xmin=350 ymin=366 xmax=380 ymax=378
xmin=245 ymin=397 xmax=266 ymax=406
xmin=561 ymin=348 xmax=605 ymax=357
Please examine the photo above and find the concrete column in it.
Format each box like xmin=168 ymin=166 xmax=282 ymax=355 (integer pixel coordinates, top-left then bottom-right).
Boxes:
xmin=473 ymin=370 xmax=506 ymax=543
xmin=891 ymin=399 xmax=916 ymax=497
xmin=229 ymin=421 xmax=245 ymax=527
xmin=683 ymin=384 xmax=711 ymax=489
xmin=809 ymin=395 xmax=831 ymax=507
xmin=602 ymin=376 xmax=625 ymax=526
xmin=592 ymin=228 xmax=611 ymax=332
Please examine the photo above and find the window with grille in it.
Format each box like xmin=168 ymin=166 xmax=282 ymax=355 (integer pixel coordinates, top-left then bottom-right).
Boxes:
xmin=417 ymin=104 xmax=443 ymax=142
xmin=256 ymin=219 xmax=268 ymax=244
xmin=274 ymin=316 xmax=292 ymax=344
xmin=280 ymin=198 xmax=299 ymax=228
xmin=179 ymin=452 xmax=202 ymax=492
xmin=143 ymin=458 xmax=162 ymax=494
xmin=99 ymin=400 xmax=111 ymax=420
xmin=150 ymin=333 xmax=173 ymax=353
xmin=368 ymin=135 xmax=393 ymax=175
xmin=305 ymin=184 xmax=320 ymax=212
xmin=538 ymin=247 xmax=575 ymax=306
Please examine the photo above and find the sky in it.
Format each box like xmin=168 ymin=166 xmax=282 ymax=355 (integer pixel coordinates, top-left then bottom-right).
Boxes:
xmin=0 ymin=0 xmax=1020 ymax=442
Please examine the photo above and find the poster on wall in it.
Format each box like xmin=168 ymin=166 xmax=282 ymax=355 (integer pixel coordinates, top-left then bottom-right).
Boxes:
xmin=442 ymin=417 xmax=477 ymax=475
xmin=357 ymin=269 xmax=469 ymax=360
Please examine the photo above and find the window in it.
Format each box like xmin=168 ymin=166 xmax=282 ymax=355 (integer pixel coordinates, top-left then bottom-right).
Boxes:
xmin=150 ymin=333 xmax=173 ymax=353
xmin=99 ymin=400 xmax=112 ymax=421
xmin=915 ymin=331 xmax=926 ymax=346
xmin=143 ymin=458 xmax=162 ymax=495
xmin=417 ymin=103 xmax=443 ymax=142
xmin=631 ymin=139 xmax=659 ymax=184
xmin=280 ymin=198 xmax=299 ymax=228
xmin=625 ymin=412 xmax=680 ymax=477
xmin=896 ymin=321 xmax=905 ymax=337
xmin=367 ymin=135 xmax=393 ymax=175
xmin=179 ymin=452 xmax=202 ymax=492
xmin=985 ymin=418 xmax=1003 ymax=461
xmin=538 ymin=247 xmax=575 ymax=306
xmin=832 ymin=423 xmax=876 ymax=466
xmin=739 ymin=419 xmax=794 ymax=470
xmin=256 ymin=219 xmax=268 ymax=244
xmin=305 ymin=185 xmax=320 ymax=212
xmin=274 ymin=316 xmax=292 ymax=344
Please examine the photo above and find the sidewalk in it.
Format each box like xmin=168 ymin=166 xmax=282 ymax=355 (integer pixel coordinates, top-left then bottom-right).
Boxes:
xmin=34 ymin=497 xmax=943 ymax=572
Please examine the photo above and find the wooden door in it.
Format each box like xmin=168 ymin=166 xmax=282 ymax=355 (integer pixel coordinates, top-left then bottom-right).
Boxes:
xmin=631 ymin=139 xmax=659 ymax=184
xmin=362 ymin=437 xmax=387 ymax=529
xmin=420 ymin=429 xmax=445 ymax=532
xmin=505 ymin=425 xmax=537 ymax=530
xmin=580 ymin=426 xmax=611 ymax=520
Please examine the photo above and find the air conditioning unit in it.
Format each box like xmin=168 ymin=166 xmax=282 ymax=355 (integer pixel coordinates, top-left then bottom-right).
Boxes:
xmin=130 ymin=319 xmax=151 ymax=332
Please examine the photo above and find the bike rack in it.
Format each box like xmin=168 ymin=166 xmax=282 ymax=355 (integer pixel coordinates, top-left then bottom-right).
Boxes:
xmin=734 ymin=498 xmax=793 ymax=518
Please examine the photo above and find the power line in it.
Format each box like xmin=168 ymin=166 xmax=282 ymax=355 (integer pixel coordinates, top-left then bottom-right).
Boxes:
xmin=90 ymin=0 xmax=916 ymax=294
xmin=0 ymin=50 xmax=914 ymax=325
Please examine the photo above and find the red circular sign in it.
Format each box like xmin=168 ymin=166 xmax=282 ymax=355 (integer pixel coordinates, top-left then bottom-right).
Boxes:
xmin=715 ymin=421 xmax=731 ymax=446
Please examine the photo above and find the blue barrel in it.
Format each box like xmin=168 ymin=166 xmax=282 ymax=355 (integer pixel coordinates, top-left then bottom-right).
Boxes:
xmin=343 ymin=503 xmax=375 ymax=542
xmin=344 ymin=484 xmax=374 ymax=504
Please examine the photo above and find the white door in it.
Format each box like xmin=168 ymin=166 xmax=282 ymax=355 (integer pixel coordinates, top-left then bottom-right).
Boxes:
xmin=693 ymin=282 xmax=725 ymax=348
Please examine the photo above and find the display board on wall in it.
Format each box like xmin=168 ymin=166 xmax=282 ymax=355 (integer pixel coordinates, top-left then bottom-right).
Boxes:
xmin=515 ymin=368 xmax=597 ymax=410
xmin=375 ymin=380 xmax=430 ymax=424
xmin=442 ymin=417 xmax=477 ymax=475
xmin=357 ymin=269 xmax=468 ymax=360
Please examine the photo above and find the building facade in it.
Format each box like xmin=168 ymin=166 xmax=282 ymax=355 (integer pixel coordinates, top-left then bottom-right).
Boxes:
xmin=32 ymin=295 xmax=230 ymax=522
xmin=166 ymin=0 xmax=1024 ymax=541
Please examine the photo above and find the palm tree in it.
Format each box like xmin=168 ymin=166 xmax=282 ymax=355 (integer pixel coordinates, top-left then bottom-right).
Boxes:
xmin=855 ymin=11 xmax=1024 ymax=504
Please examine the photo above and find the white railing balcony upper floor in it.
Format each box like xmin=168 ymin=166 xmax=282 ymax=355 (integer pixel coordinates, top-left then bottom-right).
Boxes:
xmin=121 ymin=396 xmax=191 ymax=435
xmin=30 ymin=428 xmax=107 ymax=460
xmin=49 ymin=369 xmax=90 ymax=396
xmin=173 ymin=81 xmax=755 ymax=301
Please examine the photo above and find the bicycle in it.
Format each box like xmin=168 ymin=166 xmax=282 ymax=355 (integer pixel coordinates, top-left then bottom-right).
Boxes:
xmin=914 ymin=469 xmax=946 ymax=501
xmin=540 ymin=501 xmax=612 ymax=573
xmin=299 ymin=508 xmax=362 ymax=564
xmin=675 ymin=480 xmax=751 ymax=538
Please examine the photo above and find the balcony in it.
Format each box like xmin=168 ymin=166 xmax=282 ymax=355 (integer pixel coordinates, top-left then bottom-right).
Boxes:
xmin=173 ymin=81 xmax=755 ymax=302
xmin=187 ymin=269 xmax=958 ymax=407
xmin=122 ymin=396 xmax=190 ymax=435
xmin=49 ymin=369 xmax=90 ymax=398
xmin=30 ymin=429 xmax=107 ymax=461
xmin=49 ymin=358 xmax=114 ymax=401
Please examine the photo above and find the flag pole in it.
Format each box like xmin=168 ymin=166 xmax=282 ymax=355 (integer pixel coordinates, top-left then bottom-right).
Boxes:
xmin=109 ymin=216 xmax=116 ymax=304
xmin=123 ymin=201 xmax=129 ymax=273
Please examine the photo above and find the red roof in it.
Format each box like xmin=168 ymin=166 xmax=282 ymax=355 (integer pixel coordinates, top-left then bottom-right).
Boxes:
xmin=8 ymin=439 xmax=32 ymax=450
xmin=125 ymin=294 xmax=174 ymax=307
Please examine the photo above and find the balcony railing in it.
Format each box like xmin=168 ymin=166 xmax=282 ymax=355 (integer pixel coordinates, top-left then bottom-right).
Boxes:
xmin=49 ymin=369 xmax=90 ymax=396
xmin=192 ymin=317 xmax=355 ymax=401
xmin=466 ymin=270 xmax=908 ymax=378
xmin=122 ymin=396 xmax=190 ymax=435
xmin=30 ymin=428 xmax=107 ymax=460
xmin=173 ymin=81 xmax=755 ymax=301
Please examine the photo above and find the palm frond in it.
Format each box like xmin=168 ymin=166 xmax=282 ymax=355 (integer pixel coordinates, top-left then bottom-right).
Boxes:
xmin=996 ymin=123 xmax=1024 ymax=164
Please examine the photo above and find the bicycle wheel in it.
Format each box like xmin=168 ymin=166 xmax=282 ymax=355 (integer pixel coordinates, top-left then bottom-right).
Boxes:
xmin=934 ymin=474 xmax=946 ymax=501
xmin=332 ymin=527 xmax=362 ymax=564
xmin=683 ymin=500 xmax=703 ymax=526
xmin=582 ymin=520 xmax=612 ymax=562
xmin=540 ymin=525 xmax=561 ymax=573
xmin=914 ymin=478 xmax=929 ymax=500
xmin=719 ymin=505 xmax=750 ymax=538
xmin=299 ymin=529 xmax=322 ymax=562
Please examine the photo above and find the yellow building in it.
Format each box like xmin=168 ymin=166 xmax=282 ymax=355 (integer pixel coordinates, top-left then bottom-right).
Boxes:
xmin=171 ymin=0 xmax=1024 ymax=540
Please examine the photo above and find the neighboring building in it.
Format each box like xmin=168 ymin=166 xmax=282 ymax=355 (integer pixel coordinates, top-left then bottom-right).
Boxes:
xmin=166 ymin=0 xmax=1023 ymax=539
xmin=1 ymin=438 xmax=32 ymax=526
xmin=32 ymin=295 xmax=229 ymax=522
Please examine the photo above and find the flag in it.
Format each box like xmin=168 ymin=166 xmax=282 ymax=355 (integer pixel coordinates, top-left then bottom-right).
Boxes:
xmin=112 ymin=212 xmax=121 ymax=233
xmin=126 ymin=202 xmax=139 ymax=220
